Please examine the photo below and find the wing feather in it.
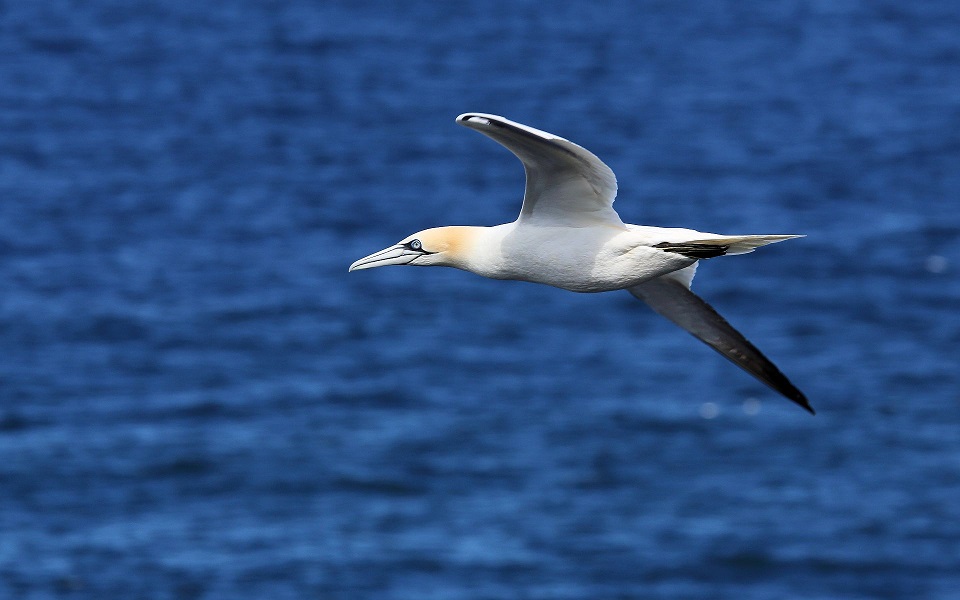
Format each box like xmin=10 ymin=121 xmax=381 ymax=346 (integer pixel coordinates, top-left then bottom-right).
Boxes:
xmin=457 ymin=113 xmax=622 ymax=227
xmin=628 ymin=276 xmax=814 ymax=414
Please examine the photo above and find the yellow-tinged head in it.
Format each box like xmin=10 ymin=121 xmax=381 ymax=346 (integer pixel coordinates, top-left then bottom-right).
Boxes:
xmin=348 ymin=226 xmax=481 ymax=272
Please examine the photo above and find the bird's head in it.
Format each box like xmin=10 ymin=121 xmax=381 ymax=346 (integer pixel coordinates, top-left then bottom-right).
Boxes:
xmin=348 ymin=226 xmax=479 ymax=272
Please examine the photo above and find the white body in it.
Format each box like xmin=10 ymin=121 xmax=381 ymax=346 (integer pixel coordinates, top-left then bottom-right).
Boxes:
xmin=464 ymin=223 xmax=697 ymax=292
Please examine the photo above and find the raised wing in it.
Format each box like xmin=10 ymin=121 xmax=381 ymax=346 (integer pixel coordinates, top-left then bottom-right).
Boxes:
xmin=457 ymin=113 xmax=623 ymax=227
xmin=628 ymin=274 xmax=814 ymax=414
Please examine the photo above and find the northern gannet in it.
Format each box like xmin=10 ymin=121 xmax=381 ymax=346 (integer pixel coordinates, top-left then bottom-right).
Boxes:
xmin=350 ymin=113 xmax=814 ymax=414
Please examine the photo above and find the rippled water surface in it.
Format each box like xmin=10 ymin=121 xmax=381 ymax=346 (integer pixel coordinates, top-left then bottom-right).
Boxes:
xmin=2 ymin=1 xmax=959 ymax=598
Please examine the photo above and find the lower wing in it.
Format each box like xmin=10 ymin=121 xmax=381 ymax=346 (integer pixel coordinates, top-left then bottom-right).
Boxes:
xmin=628 ymin=275 xmax=814 ymax=414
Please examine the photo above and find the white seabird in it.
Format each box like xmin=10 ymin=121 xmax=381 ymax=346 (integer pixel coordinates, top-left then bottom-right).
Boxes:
xmin=350 ymin=113 xmax=814 ymax=414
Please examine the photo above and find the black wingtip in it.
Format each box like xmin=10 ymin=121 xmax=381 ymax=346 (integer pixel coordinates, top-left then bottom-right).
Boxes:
xmin=784 ymin=388 xmax=815 ymax=415
xmin=770 ymin=376 xmax=815 ymax=415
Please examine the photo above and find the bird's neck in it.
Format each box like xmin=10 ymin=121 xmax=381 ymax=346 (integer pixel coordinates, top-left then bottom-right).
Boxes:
xmin=446 ymin=224 xmax=514 ymax=278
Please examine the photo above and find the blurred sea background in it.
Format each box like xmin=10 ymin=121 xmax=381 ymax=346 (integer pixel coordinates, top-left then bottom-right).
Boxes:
xmin=2 ymin=1 xmax=959 ymax=598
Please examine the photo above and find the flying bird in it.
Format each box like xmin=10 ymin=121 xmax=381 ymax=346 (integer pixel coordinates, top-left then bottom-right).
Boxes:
xmin=350 ymin=114 xmax=813 ymax=414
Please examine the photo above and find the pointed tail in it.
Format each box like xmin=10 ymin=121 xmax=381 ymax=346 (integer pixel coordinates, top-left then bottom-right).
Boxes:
xmin=683 ymin=234 xmax=804 ymax=256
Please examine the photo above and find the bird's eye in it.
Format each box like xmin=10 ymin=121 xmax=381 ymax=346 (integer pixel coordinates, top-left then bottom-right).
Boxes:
xmin=408 ymin=239 xmax=422 ymax=251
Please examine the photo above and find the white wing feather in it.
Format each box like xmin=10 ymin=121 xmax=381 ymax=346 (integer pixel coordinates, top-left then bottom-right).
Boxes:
xmin=457 ymin=113 xmax=623 ymax=227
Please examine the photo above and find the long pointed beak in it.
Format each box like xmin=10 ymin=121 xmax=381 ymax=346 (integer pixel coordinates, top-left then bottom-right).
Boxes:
xmin=349 ymin=244 xmax=420 ymax=272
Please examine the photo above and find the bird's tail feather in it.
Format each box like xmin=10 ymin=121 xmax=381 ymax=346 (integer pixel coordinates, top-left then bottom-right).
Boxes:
xmin=687 ymin=234 xmax=804 ymax=255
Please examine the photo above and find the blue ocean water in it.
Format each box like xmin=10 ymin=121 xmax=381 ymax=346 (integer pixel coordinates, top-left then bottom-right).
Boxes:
xmin=1 ymin=1 xmax=959 ymax=598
